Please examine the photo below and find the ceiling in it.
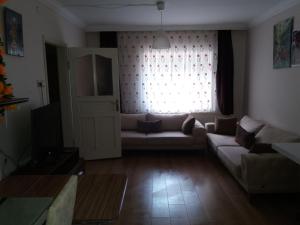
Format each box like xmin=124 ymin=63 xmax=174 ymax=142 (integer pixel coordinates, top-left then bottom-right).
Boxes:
xmin=56 ymin=0 xmax=295 ymax=30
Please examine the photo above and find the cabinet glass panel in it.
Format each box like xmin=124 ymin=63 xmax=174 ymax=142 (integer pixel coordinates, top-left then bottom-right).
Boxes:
xmin=75 ymin=55 xmax=94 ymax=96
xmin=95 ymin=55 xmax=113 ymax=96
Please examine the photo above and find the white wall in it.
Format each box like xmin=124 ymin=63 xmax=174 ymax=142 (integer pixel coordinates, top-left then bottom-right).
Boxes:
xmin=0 ymin=0 xmax=85 ymax=177
xmin=232 ymin=30 xmax=248 ymax=118
xmin=247 ymin=3 xmax=300 ymax=135
xmin=86 ymin=32 xmax=100 ymax=47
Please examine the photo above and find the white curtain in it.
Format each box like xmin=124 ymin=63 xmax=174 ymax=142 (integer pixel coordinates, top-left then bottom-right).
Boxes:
xmin=118 ymin=31 xmax=218 ymax=113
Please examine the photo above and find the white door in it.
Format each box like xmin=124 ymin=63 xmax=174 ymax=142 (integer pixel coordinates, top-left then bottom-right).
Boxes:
xmin=69 ymin=48 xmax=121 ymax=160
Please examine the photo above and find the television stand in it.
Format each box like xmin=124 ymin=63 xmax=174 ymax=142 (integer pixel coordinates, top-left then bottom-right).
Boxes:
xmin=13 ymin=148 xmax=84 ymax=175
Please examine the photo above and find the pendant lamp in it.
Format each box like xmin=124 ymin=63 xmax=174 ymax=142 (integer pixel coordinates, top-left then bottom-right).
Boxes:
xmin=153 ymin=1 xmax=170 ymax=49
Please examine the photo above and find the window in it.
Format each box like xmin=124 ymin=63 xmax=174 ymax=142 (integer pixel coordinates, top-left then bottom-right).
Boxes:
xmin=118 ymin=31 xmax=218 ymax=113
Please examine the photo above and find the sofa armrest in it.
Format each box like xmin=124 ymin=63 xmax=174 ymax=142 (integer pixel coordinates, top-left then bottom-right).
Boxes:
xmin=241 ymin=153 xmax=300 ymax=191
xmin=192 ymin=120 xmax=207 ymax=148
xmin=205 ymin=122 xmax=215 ymax=133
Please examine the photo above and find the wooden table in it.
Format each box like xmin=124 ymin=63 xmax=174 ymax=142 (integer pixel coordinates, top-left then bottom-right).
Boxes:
xmin=272 ymin=143 xmax=300 ymax=165
xmin=73 ymin=174 xmax=127 ymax=224
xmin=0 ymin=175 xmax=69 ymax=225
xmin=0 ymin=174 xmax=127 ymax=225
xmin=0 ymin=175 xmax=70 ymax=197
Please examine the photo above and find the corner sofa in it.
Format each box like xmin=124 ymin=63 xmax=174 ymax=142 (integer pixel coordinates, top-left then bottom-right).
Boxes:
xmin=206 ymin=116 xmax=300 ymax=194
xmin=121 ymin=113 xmax=207 ymax=150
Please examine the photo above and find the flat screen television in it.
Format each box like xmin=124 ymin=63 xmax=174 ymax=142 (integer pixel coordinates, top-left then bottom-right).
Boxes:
xmin=31 ymin=102 xmax=63 ymax=162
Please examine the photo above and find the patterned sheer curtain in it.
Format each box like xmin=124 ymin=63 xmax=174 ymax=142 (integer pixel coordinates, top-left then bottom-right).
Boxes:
xmin=118 ymin=31 xmax=218 ymax=113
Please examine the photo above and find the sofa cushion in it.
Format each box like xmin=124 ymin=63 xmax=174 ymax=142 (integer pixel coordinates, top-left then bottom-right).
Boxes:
xmin=235 ymin=124 xmax=255 ymax=149
xmin=147 ymin=113 xmax=188 ymax=131
xmin=255 ymin=125 xmax=300 ymax=143
xmin=121 ymin=131 xmax=147 ymax=146
xmin=121 ymin=114 xmax=146 ymax=130
xmin=217 ymin=146 xmax=249 ymax=179
xmin=182 ymin=115 xmax=195 ymax=134
xmin=215 ymin=117 xmax=237 ymax=135
xmin=207 ymin=133 xmax=239 ymax=152
xmin=239 ymin=115 xmax=264 ymax=134
xmin=145 ymin=132 xmax=194 ymax=146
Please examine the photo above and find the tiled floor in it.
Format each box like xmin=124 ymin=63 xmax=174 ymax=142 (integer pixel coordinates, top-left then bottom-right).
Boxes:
xmin=84 ymin=151 xmax=300 ymax=225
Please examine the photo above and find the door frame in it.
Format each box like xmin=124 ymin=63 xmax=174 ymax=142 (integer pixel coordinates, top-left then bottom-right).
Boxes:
xmin=42 ymin=36 xmax=75 ymax=147
xmin=41 ymin=35 xmax=67 ymax=105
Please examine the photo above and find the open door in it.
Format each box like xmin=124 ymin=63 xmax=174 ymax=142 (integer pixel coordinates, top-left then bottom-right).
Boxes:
xmin=44 ymin=42 xmax=74 ymax=148
xmin=68 ymin=48 xmax=121 ymax=160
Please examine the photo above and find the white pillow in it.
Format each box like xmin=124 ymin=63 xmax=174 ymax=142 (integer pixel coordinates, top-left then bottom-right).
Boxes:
xmin=239 ymin=115 xmax=264 ymax=134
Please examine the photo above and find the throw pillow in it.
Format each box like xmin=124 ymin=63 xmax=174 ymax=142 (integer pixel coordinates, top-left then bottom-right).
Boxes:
xmin=150 ymin=120 xmax=162 ymax=133
xmin=239 ymin=115 xmax=264 ymax=134
xmin=215 ymin=117 xmax=237 ymax=135
xmin=249 ymin=143 xmax=276 ymax=154
xmin=235 ymin=124 xmax=255 ymax=149
xmin=137 ymin=120 xmax=152 ymax=133
xmin=181 ymin=115 xmax=196 ymax=134
xmin=137 ymin=120 xmax=162 ymax=133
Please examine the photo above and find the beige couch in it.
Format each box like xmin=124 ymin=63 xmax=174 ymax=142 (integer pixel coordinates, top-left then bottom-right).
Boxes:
xmin=121 ymin=113 xmax=207 ymax=150
xmin=206 ymin=116 xmax=300 ymax=194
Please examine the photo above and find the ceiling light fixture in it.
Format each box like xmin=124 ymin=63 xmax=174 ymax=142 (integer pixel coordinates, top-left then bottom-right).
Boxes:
xmin=152 ymin=1 xmax=171 ymax=49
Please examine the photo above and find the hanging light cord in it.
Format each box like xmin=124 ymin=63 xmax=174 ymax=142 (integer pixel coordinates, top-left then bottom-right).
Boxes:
xmin=160 ymin=10 xmax=163 ymax=31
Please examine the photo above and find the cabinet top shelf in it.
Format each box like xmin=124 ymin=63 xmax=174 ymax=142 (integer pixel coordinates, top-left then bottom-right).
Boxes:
xmin=0 ymin=98 xmax=29 ymax=107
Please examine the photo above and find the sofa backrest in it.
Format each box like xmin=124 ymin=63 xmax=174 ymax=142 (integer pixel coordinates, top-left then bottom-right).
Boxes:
xmin=121 ymin=114 xmax=146 ymax=130
xmin=147 ymin=113 xmax=188 ymax=131
xmin=255 ymin=125 xmax=300 ymax=143
xmin=192 ymin=112 xmax=222 ymax=125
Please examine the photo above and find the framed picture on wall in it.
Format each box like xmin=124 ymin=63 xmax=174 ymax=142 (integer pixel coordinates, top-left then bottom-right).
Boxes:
xmin=291 ymin=31 xmax=300 ymax=67
xmin=273 ymin=17 xmax=293 ymax=69
xmin=0 ymin=8 xmax=5 ymax=50
xmin=4 ymin=7 xmax=24 ymax=57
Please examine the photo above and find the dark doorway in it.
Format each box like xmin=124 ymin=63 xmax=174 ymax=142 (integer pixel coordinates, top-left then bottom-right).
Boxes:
xmin=45 ymin=43 xmax=60 ymax=103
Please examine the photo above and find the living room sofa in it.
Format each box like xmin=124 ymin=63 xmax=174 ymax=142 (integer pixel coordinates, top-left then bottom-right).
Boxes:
xmin=121 ymin=113 xmax=207 ymax=150
xmin=206 ymin=116 xmax=300 ymax=194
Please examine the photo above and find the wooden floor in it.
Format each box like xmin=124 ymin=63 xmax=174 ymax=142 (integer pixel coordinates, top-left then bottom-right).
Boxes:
xmin=84 ymin=151 xmax=300 ymax=225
